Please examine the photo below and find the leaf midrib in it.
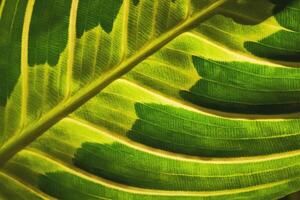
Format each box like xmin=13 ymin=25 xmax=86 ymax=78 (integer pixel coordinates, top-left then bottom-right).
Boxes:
xmin=0 ymin=0 xmax=229 ymax=167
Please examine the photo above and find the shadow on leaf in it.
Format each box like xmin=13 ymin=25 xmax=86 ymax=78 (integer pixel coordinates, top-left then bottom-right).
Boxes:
xmin=179 ymin=56 xmax=300 ymax=114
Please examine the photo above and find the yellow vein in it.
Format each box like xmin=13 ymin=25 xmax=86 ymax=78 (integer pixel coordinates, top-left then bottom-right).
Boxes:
xmin=202 ymin=23 xmax=294 ymax=51
xmin=23 ymin=148 xmax=300 ymax=189
xmin=20 ymin=0 xmax=35 ymax=129
xmin=65 ymin=117 xmax=300 ymax=164
xmin=217 ymin=8 xmax=290 ymax=31
xmin=0 ymin=0 xmax=229 ymax=167
xmin=186 ymin=0 xmax=192 ymax=17
xmin=188 ymin=31 xmax=299 ymax=68
xmin=81 ymin=95 xmax=300 ymax=140
xmin=16 ymin=149 xmax=300 ymax=197
xmin=122 ymin=77 xmax=294 ymax=120
xmin=120 ymin=0 xmax=130 ymax=61
xmin=29 ymin=131 xmax=300 ymax=179
xmin=4 ymin=155 xmax=109 ymax=200
xmin=0 ymin=0 xmax=5 ymax=18
xmin=0 ymin=171 xmax=54 ymax=199
xmin=120 ymin=78 xmax=217 ymax=115
xmin=65 ymin=0 xmax=79 ymax=98
xmin=141 ymin=164 xmax=300 ymax=178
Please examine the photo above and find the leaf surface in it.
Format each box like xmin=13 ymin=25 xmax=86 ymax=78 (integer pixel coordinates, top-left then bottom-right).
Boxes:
xmin=0 ymin=0 xmax=300 ymax=199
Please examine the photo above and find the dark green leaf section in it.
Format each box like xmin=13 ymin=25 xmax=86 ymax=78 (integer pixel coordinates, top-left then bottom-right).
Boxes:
xmin=281 ymin=191 xmax=300 ymax=200
xmin=220 ymin=0 xmax=279 ymax=25
xmin=33 ymin=171 xmax=300 ymax=200
xmin=0 ymin=0 xmax=27 ymax=105
xmin=76 ymin=0 xmax=123 ymax=37
xmin=22 ymin=118 xmax=300 ymax=198
xmin=132 ymin=0 xmax=139 ymax=6
xmin=27 ymin=0 xmax=72 ymax=66
xmin=193 ymin=0 xmax=290 ymax=25
xmin=1 ymin=0 xmax=300 ymax=199
xmin=244 ymin=0 xmax=300 ymax=62
xmin=4 ymin=134 xmax=300 ymax=199
xmin=4 ymin=149 xmax=300 ymax=200
xmin=180 ymin=56 xmax=300 ymax=114
xmin=244 ymin=31 xmax=300 ymax=62
xmin=0 ymin=173 xmax=43 ymax=200
xmin=271 ymin=0 xmax=300 ymax=32
xmin=128 ymin=103 xmax=300 ymax=157
xmin=73 ymin=142 xmax=300 ymax=191
xmin=271 ymin=0 xmax=294 ymax=16
xmin=39 ymin=172 xmax=125 ymax=200
xmin=37 ymin=172 xmax=223 ymax=200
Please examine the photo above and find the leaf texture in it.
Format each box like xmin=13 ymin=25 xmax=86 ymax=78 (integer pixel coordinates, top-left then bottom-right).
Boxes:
xmin=0 ymin=0 xmax=300 ymax=199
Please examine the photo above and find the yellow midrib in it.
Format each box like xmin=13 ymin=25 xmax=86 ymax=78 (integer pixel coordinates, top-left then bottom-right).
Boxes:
xmin=0 ymin=0 xmax=229 ymax=167
xmin=65 ymin=0 xmax=79 ymax=98
xmin=20 ymin=0 xmax=35 ymax=130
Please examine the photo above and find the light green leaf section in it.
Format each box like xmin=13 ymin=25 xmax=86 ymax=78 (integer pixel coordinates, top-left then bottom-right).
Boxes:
xmin=0 ymin=0 xmax=300 ymax=199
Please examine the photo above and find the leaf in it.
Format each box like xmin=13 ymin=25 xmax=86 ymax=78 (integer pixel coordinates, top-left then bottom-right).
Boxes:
xmin=244 ymin=0 xmax=300 ymax=61
xmin=0 ymin=0 xmax=300 ymax=199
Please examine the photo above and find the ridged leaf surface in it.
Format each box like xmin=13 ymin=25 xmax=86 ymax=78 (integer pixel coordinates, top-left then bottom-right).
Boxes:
xmin=0 ymin=0 xmax=300 ymax=199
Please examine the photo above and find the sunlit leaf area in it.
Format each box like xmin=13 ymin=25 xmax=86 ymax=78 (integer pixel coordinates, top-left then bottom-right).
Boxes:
xmin=0 ymin=0 xmax=300 ymax=199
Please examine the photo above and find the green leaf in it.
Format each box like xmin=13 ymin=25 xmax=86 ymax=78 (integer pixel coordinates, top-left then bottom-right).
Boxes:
xmin=244 ymin=0 xmax=300 ymax=61
xmin=0 ymin=0 xmax=300 ymax=199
